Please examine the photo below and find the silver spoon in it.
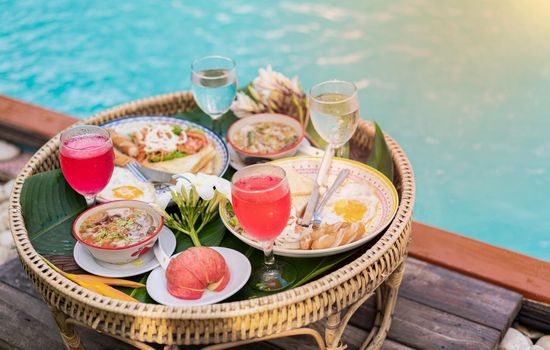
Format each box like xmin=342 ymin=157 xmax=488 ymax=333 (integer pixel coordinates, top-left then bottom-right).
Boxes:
xmin=311 ymin=169 xmax=350 ymax=228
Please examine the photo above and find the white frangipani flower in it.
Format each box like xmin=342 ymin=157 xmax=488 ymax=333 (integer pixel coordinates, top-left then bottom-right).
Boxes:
xmin=214 ymin=177 xmax=232 ymax=202
xmin=253 ymin=65 xmax=303 ymax=97
xmin=231 ymin=92 xmax=263 ymax=118
xmin=230 ymin=65 xmax=307 ymax=124
xmin=174 ymin=172 xmax=219 ymax=200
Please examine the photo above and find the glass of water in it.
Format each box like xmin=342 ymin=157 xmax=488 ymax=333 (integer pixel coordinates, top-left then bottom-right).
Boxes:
xmin=191 ymin=55 xmax=237 ymax=136
xmin=309 ymin=80 xmax=359 ymax=158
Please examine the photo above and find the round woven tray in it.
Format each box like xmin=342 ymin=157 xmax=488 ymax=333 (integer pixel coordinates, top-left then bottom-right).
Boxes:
xmin=8 ymin=91 xmax=415 ymax=349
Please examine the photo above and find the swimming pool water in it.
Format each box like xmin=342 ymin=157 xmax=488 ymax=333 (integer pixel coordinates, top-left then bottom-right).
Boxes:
xmin=1 ymin=0 xmax=549 ymax=260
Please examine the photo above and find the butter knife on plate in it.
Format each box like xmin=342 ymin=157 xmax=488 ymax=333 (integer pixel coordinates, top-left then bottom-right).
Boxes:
xmin=299 ymin=145 xmax=334 ymax=227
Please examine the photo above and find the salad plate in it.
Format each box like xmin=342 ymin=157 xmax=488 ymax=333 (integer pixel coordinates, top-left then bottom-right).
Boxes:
xmin=73 ymin=226 xmax=176 ymax=277
xmin=220 ymin=157 xmax=399 ymax=258
xmin=100 ymin=116 xmax=229 ymax=177
xmin=146 ymin=247 xmax=251 ymax=306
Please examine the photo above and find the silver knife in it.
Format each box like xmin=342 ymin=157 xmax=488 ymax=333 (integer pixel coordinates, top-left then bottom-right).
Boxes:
xmin=300 ymin=145 xmax=334 ymax=226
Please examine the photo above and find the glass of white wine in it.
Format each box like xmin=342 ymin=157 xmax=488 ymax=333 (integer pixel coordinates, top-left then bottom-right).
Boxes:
xmin=309 ymin=80 xmax=359 ymax=158
xmin=191 ymin=55 xmax=237 ymax=136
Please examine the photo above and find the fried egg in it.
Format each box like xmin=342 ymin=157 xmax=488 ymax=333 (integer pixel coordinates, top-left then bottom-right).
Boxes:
xmin=322 ymin=181 xmax=381 ymax=229
xmin=98 ymin=167 xmax=156 ymax=203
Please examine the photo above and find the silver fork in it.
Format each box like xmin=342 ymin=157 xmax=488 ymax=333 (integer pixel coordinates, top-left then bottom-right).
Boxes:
xmin=311 ymin=169 xmax=349 ymax=228
xmin=126 ymin=161 xmax=149 ymax=183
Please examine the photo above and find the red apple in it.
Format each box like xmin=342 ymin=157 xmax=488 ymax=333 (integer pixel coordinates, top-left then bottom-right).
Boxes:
xmin=165 ymin=247 xmax=230 ymax=300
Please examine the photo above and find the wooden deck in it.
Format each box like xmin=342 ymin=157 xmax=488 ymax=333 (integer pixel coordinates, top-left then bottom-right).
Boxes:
xmin=0 ymin=256 xmax=522 ymax=350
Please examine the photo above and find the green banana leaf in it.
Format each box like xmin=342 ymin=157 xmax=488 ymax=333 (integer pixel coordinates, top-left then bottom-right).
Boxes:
xmin=20 ymin=169 xmax=86 ymax=256
xmin=366 ymin=122 xmax=394 ymax=181
xmin=221 ymin=232 xmax=362 ymax=301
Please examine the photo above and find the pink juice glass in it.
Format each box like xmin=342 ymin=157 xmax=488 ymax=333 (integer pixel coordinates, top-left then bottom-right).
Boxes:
xmin=231 ymin=164 xmax=296 ymax=291
xmin=59 ymin=125 xmax=114 ymax=206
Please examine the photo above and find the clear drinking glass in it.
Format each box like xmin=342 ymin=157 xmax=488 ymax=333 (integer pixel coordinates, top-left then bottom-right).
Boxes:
xmin=191 ymin=55 xmax=237 ymax=136
xmin=59 ymin=125 xmax=114 ymax=207
xmin=231 ymin=164 xmax=297 ymax=291
xmin=309 ymin=80 xmax=360 ymax=158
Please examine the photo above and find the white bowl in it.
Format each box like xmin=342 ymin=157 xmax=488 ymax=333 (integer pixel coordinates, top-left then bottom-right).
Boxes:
xmin=72 ymin=200 xmax=164 ymax=264
xmin=227 ymin=113 xmax=305 ymax=161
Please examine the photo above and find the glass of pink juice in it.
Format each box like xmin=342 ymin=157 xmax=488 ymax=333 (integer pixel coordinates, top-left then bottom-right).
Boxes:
xmin=231 ymin=164 xmax=296 ymax=291
xmin=59 ymin=125 xmax=114 ymax=206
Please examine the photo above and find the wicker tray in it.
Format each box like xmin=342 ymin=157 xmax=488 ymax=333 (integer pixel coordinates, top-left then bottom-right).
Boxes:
xmin=8 ymin=91 xmax=415 ymax=350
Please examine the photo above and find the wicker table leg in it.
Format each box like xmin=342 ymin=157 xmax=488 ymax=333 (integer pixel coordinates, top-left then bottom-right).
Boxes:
xmin=50 ymin=307 xmax=85 ymax=350
xmin=360 ymin=262 xmax=405 ymax=350
xmin=202 ymin=328 xmax=326 ymax=350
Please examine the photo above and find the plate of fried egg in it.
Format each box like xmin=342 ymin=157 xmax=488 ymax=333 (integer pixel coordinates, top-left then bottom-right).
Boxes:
xmin=219 ymin=156 xmax=399 ymax=257
xmin=97 ymin=167 xmax=158 ymax=203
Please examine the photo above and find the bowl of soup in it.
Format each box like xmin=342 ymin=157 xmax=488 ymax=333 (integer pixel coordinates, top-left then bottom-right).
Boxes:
xmin=227 ymin=113 xmax=305 ymax=162
xmin=72 ymin=200 xmax=164 ymax=264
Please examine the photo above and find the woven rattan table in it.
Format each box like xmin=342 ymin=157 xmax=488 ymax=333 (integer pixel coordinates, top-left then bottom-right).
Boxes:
xmin=9 ymin=91 xmax=415 ymax=350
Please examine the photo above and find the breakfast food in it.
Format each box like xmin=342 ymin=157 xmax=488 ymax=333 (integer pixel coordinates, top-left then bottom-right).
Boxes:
xmin=78 ymin=207 xmax=157 ymax=248
xmin=109 ymin=129 xmax=138 ymax=157
xmin=166 ymin=247 xmax=230 ymax=300
xmin=98 ymin=167 xmax=156 ymax=203
xmin=231 ymin=122 xmax=299 ymax=154
xmin=224 ymin=169 xmax=383 ymax=251
xmin=298 ymin=222 xmax=366 ymax=250
xmin=286 ymin=169 xmax=315 ymax=216
xmin=107 ymin=122 xmax=219 ymax=175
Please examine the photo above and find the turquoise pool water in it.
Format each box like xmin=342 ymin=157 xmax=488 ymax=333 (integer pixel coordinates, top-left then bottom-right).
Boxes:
xmin=1 ymin=1 xmax=549 ymax=260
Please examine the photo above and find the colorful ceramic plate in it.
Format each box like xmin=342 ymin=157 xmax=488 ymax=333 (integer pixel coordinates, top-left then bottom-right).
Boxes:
xmin=146 ymin=247 xmax=251 ymax=306
xmin=73 ymin=226 xmax=176 ymax=277
xmin=100 ymin=116 xmax=229 ymax=177
xmin=220 ymin=157 xmax=399 ymax=258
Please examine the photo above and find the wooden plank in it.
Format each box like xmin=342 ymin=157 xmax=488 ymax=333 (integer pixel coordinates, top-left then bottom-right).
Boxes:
xmin=0 ymin=280 xmax=64 ymax=349
xmin=409 ymin=221 xmax=550 ymax=304
xmin=0 ymin=95 xmax=76 ymax=138
xmin=351 ymin=297 xmax=501 ymax=350
xmin=0 ymin=278 xmax=135 ymax=350
xmin=518 ymin=299 xmax=550 ymax=334
xmin=265 ymin=320 xmax=413 ymax=350
xmin=401 ymin=258 xmax=522 ymax=331
xmin=0 ymin=258 xmax=39 ymax=297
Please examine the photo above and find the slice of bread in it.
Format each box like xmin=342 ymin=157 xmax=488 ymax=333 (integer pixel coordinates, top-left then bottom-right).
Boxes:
xmin=286 ymin=169 xmax=315 ymax=196
xmin=292 ymin=194 xmax=310 ymax=217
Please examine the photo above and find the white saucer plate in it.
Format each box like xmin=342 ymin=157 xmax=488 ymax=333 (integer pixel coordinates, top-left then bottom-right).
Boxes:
xmin=146 ymin=247 xmax=251 ymax=306
xmin=73 ymin=227 xmax=176 ymax=278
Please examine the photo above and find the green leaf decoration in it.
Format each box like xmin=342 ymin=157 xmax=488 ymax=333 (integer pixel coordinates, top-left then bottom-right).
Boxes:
xmin=366 ymin=122 xmax=394 ymax=181
xmin=20 ymin=169 xmax=86 ymax=256
xmin=221 ymin=232 xmax=361 ymax=301
xmin=171 ymin=212 xmax=226 ymax=254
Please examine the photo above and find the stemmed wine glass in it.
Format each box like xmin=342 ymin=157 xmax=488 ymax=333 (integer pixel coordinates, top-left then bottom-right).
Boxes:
xmin=191 ymin=55 xmax=237 ymax=136
xmin=59 ymin=125 xmax=114 ymax=207
xmin=231 ymin=164 xmax=296 ymax=291
xmin=309 ymin=80 xmax=360 ymax=159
